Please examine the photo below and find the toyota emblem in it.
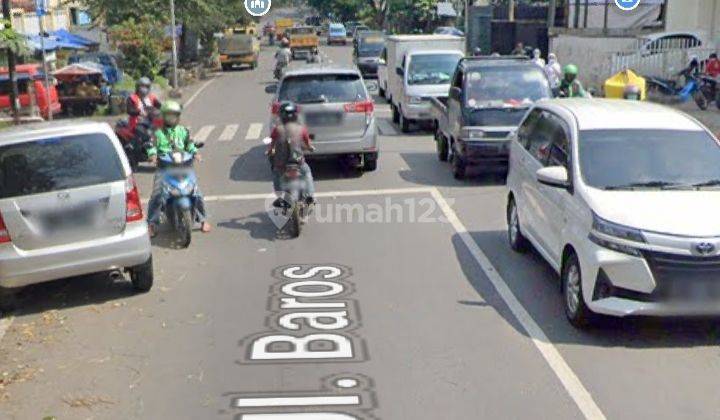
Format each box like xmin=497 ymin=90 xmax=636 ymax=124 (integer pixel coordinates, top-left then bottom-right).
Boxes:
xmin=694 ymin=242 xmax=716 ymax=256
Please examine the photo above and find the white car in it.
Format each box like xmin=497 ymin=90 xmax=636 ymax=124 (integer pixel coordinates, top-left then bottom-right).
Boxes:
xmin=506 ymin=99 xmax=720 ymax=328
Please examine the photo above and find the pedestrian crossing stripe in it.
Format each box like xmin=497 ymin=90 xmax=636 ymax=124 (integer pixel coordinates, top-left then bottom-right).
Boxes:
xmin=219 ymin=124 xmax=240 ymax=142
xmin=195 ymin=125 xmax=216 ymax=142
xmin=245 ymin=123 xmax=264 ymax=140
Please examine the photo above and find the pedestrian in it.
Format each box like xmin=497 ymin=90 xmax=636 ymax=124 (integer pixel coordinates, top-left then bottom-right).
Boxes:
xmin=532 ymin=49 xmax=545 ymax=68
xmin=511 ymin=42 xmax=525 ymax=56
xmin=544 ymin=53 xmax=562 ymax=90
xmin=706 ymin=53 xmax=720 ymax=78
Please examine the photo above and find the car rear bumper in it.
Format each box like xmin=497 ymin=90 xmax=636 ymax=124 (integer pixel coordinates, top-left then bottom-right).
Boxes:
xmin=328 ymin=37 xmax=347 ymax=44
xmin=357 ymin=63 xmax=379 ymax=77
xmin=402 ymin=102 xmax=434 ymax=121
xmin=306 ymin=119 xmax=377 ymax=156
xmin=0 ymin=221 xmax=152 ymax=288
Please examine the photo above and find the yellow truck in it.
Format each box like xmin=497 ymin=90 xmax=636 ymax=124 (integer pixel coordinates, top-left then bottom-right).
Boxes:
xmin=226 ymin=23 xmax=257 ymax=36
xmin=287 ymin=26 xmax=319 ymax=59
xmin=218 ymin=34 xmax=260 ymax=71
xmin=275 ymin=18 xmax=294 ymax=40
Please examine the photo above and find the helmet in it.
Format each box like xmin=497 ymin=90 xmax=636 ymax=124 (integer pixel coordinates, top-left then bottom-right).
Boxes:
xmin=136 ymin=77 xmax=152 ymax=89
xmin=160 ymin=100 xmax=182 ymax=126
xmin=563 ymin=64 xmax=578 ymax=76
xmin=623 ymin=84 xmax=641 ymax=100
xmin=161 ymin=100 xmax=182 ymax=116
xmin=279 ymin=101 xmax=298 ymax=123
xmin=282 ymin=39 xmax=290 ymax=47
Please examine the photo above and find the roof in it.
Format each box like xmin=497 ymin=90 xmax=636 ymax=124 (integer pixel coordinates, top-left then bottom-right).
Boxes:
xmin=387 ymin=34 xmax=463 ymax=42
xmin=283 ymin=65 xmax=361 ymax=77
xmin=437 ymin=2 xmax=458 ymax=17
xmin=541 ymin=99 xmax=704 ymax=132
xmin=0 ymin=121 xmax=113 ymax=146
xmin=460 ymin=56 xmax=532 ymax=68
xmin=53 ymin=63 xmax=104 ymax=77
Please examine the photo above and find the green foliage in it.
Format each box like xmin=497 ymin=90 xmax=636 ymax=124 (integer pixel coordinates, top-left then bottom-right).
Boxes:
xmin=109 ymin=18 xmax=165 ymax=79
xmin=305 ymin=0 xmax=440 ymax=32
xmin=0 ymin=19 xmax=29 ymax=56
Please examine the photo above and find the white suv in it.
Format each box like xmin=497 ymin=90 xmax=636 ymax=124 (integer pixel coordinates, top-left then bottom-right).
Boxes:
xmin=506 ymin=99 xmax=720 ymax=328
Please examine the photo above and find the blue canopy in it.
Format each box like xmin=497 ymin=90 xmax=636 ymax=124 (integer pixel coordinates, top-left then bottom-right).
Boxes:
xmin=25 ymin=35 xmax=59 ymax=51
xmin=50 ymin=29 xmax=98 ymax=48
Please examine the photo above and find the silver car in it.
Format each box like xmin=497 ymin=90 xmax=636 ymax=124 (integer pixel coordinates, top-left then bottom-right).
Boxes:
xmin=0 ymin=121 xmax=153 ymax=294
xmin=269 ymin=66 xmax=379 ymax=172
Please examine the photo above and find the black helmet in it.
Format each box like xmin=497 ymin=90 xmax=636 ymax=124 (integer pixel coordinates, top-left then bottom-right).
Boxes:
xmin=623 ymin=84 xmax=641 ymax=100
xmin=279 ymin=101 xmax=298 ymax=123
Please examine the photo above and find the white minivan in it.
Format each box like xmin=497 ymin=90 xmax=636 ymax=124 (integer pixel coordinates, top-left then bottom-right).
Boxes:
xmin=506 ymin=99 xmax=720 ymax=328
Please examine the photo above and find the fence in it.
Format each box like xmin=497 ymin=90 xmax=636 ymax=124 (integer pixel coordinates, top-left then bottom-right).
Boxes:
xmin=609 ymin=37 xmax=713 ymax=80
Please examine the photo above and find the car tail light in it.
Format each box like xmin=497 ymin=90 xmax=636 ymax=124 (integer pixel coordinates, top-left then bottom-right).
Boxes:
xmin=344 ymin=100 xmax=374 ymax=114
xmin=125 ymin=176 xmax=144 ymax=223
xmin=271 ymin=101 xmax=281 ymax=115
xmin=0 ymin=212 xmax=11 ymax=244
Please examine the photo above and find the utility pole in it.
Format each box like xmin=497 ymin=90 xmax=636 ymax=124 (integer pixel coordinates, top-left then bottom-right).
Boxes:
xmin=37 ymin=0 xmax=52 ymax=121
xmin=2 ymin=0 xmax=20 ymax=124
xmin=548 ymin=0 xmax=556 ymax=28
xmin=169 ymin=0 xmax=179 ymax=91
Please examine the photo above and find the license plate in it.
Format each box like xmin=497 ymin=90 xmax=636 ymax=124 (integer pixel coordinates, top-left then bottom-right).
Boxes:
xmin=305 ymin=113 xmax=342 ymax=126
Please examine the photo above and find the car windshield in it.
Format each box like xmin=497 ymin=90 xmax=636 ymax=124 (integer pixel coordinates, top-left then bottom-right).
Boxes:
xmin=465 ymin=66 xmax=551 ymax=106
xmin=0 ymin=133 xmax=125 ymax=199
xmin=579 ymin=129 xmax=720 ymax=190
xmin=358 ymin=42 xmax=384 ymax=57
xmin=279 ymin=74 xmax=367 ymax=104
xmin=408 ymin=54 xmax=462 ymax=85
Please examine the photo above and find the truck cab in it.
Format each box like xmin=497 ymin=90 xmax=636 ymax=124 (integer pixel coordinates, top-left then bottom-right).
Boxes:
xmin=431 ymin=57 xmax=552 ymax=179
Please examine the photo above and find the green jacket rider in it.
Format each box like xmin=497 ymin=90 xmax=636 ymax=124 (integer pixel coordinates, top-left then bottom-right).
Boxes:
xmin=558 ymin=64 xmax=588 ymax=98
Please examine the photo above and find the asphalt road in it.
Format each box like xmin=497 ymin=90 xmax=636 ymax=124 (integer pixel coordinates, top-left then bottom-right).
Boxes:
xmin=2 ymin=20 xmax=720 ymax=420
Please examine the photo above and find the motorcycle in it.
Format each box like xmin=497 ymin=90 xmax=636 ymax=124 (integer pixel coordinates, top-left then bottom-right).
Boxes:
xmin=264 ymin=137 xmax=311 ymax=238
xmin=156 ymin=147 xmax=204 ymax=248
xmin=115 ymin=112 xmax=161 ymax=171
xmin=646 ymin=72 xmax=707 ymax=109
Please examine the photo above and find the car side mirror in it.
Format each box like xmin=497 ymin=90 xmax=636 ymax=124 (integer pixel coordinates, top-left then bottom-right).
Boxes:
xmin=536 ymin=166 xmax=570 ymax=189
xmin=265 ymin=84 xmax=278 ymax=94
xmin=449 ymin=87 xmax=462 ymax=100
xmin=396 ymin=67 xmax=403 ymax=76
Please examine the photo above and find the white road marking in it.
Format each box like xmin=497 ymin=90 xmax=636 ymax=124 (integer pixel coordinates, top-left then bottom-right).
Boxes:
xmin=0 ymin=316 xmax=14 ymax=346
xmin=429 ymin=188 xmax=607 ymax=420
xmin=235 ymin=396 xmax=360 ymax=408
xmin=184 ymin=78 xmax=215 ymax=108
xmin=245 ymin=123 xmax=264 ymax=140
xmin=194 ymin=125 xmax=215 ymax=143
xmin=218 ymin=124 xmax=240 ymax=142
xmin=377 ymin=119 xmax=398 ymax=136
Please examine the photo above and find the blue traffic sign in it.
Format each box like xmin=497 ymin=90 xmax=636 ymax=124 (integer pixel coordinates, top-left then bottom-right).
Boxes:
xmin=615 ymin=0 xmax=641 ymax=11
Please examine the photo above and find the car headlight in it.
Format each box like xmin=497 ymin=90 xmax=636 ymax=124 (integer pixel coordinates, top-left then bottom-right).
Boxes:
xmin=592 ymin=214 xmax=646 ymax=243
xmin=408 ymin=96 xmax=424 ymax=104
xmin=589 ymin=214 xmax=645 ymax=257
xmin=461 ymin=128 xmax=485 ymax=140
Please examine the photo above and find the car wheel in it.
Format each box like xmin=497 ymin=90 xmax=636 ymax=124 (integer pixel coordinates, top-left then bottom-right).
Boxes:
xmin=452 ymin=153 xmax=466 ymax=180
xmin=507 ymin=198 xmax=529 ymax=252
xmin=130 ymin=256 xmax=154 ymax=293
xmin=562 ymin=253 xmax=595 ymax=329
xmin=221 ymin=64 xmax=230 ymax=72
xmin=0 ymin=287 xmax=20 ymax=314
xmin=363 ymin=152 xmax=378 ymax=171
xmin=436 ymin=133 xmax=449 ymax=162
xmin=399 ymin=110 xmax=411 ymax=133
xmin=391 ymin=104 xmax=400 ymax=123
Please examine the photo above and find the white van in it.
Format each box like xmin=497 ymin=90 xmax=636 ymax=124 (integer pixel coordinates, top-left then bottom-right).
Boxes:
xmin=378 ymin=35 xmax=464 ymax=132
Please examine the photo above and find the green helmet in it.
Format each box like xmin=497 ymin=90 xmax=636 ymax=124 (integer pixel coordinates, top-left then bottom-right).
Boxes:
xmin=160 ymin=100 xmax=182 ymax=116
xmin=564 ymin=64 xmax=579 ymax=76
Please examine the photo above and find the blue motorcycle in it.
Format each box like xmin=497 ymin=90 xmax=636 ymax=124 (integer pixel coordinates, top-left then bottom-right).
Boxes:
xmin=157 ymin=148 xmax=202 ymax=247
xmin=646 ymin=71 xmax=709 ymax=110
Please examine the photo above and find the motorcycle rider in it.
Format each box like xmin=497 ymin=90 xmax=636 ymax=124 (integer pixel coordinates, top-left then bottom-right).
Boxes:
xmin=266 ymin=101 xmax=316 ymax=206
xmin=127 ymin=77 xmax=161 ymax=131
xmin=275 ymin=39 xmax=292 ymax=77
xmin=558 ymin=64 xmax=589 ymax=98
xmin=146 ymin=101 xmax=211 ymax=237
xmin=531 ymin=49 xmax=545 ymax=68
